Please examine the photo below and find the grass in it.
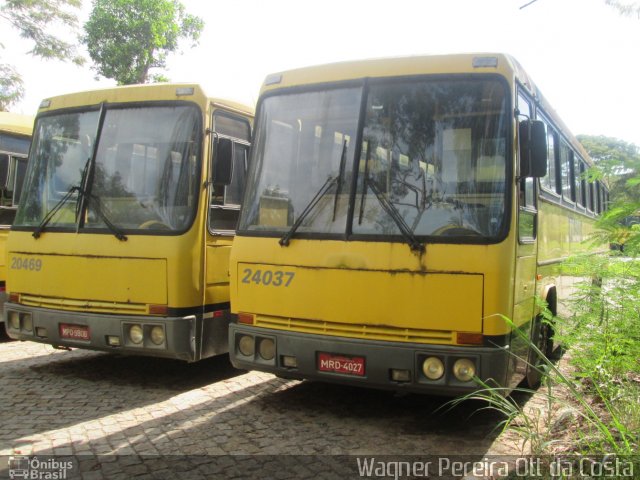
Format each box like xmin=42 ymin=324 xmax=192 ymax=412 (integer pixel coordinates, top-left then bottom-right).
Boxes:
xmin=450 ymin=251 xmax=640 ymax=460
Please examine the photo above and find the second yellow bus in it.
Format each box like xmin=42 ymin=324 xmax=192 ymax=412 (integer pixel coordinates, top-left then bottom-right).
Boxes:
xmin=5 ymin=84 xmax=252 ymax=361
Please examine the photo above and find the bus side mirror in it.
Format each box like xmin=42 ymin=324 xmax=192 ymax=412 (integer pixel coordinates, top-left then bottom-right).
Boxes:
xmin=519 ymin=119 xmax=547 ymax=178
xmin=213 ymin=137 xmax=234 ymax=185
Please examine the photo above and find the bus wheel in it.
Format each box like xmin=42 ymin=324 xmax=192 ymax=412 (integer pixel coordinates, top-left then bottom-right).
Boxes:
xmin=525 ymin=315 xmax=550 ymax=388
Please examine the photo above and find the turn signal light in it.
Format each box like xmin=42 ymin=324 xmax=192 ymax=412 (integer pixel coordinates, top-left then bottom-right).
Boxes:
xmin=149 ymin=304 xmax=168 ymax=315
xmin=456 ymin=332 xmax=483 ymax=345
xmin=238 ymin=313 xmax=254 ymax=325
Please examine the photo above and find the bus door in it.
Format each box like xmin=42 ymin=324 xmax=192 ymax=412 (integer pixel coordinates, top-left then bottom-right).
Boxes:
xmin=512 ymin=90 xmax=539 ymax=383
xmin=203 ymin=109 xmax=251 ymax=358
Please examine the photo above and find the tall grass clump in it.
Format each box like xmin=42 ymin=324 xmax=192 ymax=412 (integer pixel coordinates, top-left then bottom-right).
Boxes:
xmin=451 ymin=208 xmax=639 ymax=457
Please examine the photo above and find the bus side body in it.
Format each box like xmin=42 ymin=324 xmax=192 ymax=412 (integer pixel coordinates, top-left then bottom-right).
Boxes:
xmin=228 ymin=54 xmax=604 ymax=394
xmin=0 ymin=112 xmax=33 ymax=316
xmin=4 ymin=84 xmax=253 ymax=362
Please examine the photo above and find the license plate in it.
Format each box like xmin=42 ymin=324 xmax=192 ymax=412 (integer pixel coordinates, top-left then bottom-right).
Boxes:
xmin=59 ymin=323 xmax=90 ymax=341
xmin=318 ymin=352 xmax=365 ymax=376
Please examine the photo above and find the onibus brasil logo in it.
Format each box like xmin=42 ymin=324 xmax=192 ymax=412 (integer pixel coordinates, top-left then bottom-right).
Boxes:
xmin=8 ymin=456 xmax=73 ymax=479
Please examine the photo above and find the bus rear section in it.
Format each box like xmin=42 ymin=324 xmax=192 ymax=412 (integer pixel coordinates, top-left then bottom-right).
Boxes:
xmin=0 ymin=112 xmax=33 ymax=316
xmin=229 ymin=54 xmax=604 ymax=394
xmin=4 ymin=84 xmax=253 ymax=361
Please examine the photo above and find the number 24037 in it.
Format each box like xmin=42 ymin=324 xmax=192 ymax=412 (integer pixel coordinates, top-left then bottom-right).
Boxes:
xmin=241 ymin=268 xmax=295 ymax=287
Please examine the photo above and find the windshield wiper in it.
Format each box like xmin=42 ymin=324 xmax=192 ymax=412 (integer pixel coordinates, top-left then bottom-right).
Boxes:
xmin=83 ymin=191 xmax=128 ymax=241
xmin=33 ymin=155 xmax=127 ymax=241
xmin=332 ymin=139 xmax=348 ymax=221
xmin=32 ymin=185 xmax=127 ymax=241
xmin=32 ymin=185 xmax=83 ymax=239
xmin=366 ymin=179 xmax=425 ymax=253
xmin=279 ymin=175 xmax=337 ymax=247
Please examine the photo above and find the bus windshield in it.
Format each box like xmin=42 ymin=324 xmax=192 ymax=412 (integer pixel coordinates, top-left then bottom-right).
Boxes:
xmin=240 ymin=78 xmax=510 ymax=241
xmin=15 ymin=104 xmax=202 ymax=233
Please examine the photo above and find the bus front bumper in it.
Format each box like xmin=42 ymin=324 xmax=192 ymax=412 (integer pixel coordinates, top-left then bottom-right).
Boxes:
xmin=4 ymin=303 xmax=229 ymax=362
xmin=229 ymin=324 xmax=510 ymax=395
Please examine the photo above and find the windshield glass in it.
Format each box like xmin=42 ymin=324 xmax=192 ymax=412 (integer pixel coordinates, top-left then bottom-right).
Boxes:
xmin=16 ymin=110 xmax=99 ymax=228
xmin=240 ymin=88 xmax=361 ymax=234
xmin=240 ymin=77 xmax=509 ymax=242
xmin=15 ymin=104 xmax=202 ymax=233
xmin=356 ymin=79 xmax=508 ymax=239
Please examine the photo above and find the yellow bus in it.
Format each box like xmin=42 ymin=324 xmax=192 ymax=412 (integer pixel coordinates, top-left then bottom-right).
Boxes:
xmin=228 ymin=54 xmax=607 ymax=394
xmin=0 ymin=112 xmax=33 ymax=314
xmin=4 ymin=84 xmax=253 ymax=361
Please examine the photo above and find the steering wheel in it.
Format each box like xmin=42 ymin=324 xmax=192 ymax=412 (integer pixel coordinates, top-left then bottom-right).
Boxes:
xmin=138 ymin=220 xmax=171 ymax=230
xmin=434 ymin=225 xmax=480 ymax=236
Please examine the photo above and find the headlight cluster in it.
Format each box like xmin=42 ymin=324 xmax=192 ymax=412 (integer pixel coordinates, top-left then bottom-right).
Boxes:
xmin=420 ymin=356 xmax=477 ymax=383
xmin=123 ymin=323 xmax=166 ymax=348
xmin=236 ymin=333 xmax=276 ymax=363
xmin=6 ymin=310 xmax=33 ymax=333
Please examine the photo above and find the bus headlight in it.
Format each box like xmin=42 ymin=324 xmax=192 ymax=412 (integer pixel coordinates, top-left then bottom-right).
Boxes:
xmin=8 ymin=311 xmax=20 ymax=330
xmin=238 ymin=335 xmax=254 ymax=356
xmin=422 ymin=357 xmax=444 ymax=380
xmin=453 ymin=358 xmax=476 ymax=382
xmin=149 ymin=326 xmax=165 ymax=345
xmin=22 ymin=314 xmax=33 ymax=332
xmin=258 ymin=338 xmax=275 ymax=360
xmin=128 ymin=325 xmax=144 ymax=345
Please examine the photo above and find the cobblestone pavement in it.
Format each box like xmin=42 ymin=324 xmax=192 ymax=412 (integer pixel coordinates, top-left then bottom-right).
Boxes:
xmin=0 ymin=333 xmax=532 ymax=479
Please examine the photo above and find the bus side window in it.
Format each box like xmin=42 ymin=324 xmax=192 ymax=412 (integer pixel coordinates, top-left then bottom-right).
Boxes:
xmin=0 ymin=154 xmax=9 ymax=191
xmin=209 ymin=112 xmax=251 ymax=232
xmin=541 ymin=125 xmax=559 ymax=194
xmin=560 ymin=142 xmax=574 ymax=202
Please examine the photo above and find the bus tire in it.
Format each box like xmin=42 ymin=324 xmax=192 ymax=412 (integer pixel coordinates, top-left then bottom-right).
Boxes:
xmin=524 ymin=315 xmax=550 ymax=388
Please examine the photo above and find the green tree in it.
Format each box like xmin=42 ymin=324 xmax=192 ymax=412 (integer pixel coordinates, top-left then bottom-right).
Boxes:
xmin=83 ymin=0 xmax=204 ymax=85
xmin=605 ymin=0 xmax=640 ymax=18
xmin=578 ymin=135 xmax=640 ymax=203
xmin=0 ymin=0 xmax=84 ymax=110
xmin=579 ymin=135 xmax=640 ymax=253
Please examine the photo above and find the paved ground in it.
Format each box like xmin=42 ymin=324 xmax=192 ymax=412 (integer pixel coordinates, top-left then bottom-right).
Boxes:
xmin=0 ymin=332 xmax=533 ymax=479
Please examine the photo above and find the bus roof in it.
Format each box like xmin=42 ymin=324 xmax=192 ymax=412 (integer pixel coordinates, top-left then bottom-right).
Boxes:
xmin=0 ymin=111 xmax=34 ymax=137
xmin=38 ymin=83 xmax=253 ymax=118
xmin=260 ymin=52 xmax=591 ymax=165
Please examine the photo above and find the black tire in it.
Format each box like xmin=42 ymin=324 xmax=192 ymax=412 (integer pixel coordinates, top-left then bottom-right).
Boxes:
xmin=525 ymin=316 xmax=550 ymax=388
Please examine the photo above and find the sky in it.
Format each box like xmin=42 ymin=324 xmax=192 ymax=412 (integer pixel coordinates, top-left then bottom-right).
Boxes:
xmin=3 ymin=0 xmax=640 ymax=146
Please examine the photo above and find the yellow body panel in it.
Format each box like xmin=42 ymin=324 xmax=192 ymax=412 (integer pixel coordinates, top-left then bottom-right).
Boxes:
xmin=0 ymin=230 xmax=7 ymax=288
xmin=232 ymin=234 xmax=518 ymax=342
xmin=8 ymin=84 xmax=252 ymax=313
xmin=7 ymin=228 xmax=204 ymax=311
xmin=233 ymin=53 xmax=601 ymax=344
xmin=0 ymin=112 xmax=34 ymax=137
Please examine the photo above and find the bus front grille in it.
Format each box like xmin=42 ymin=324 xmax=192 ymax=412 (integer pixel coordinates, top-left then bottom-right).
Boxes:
xmin=254 ymin=315 xmax=454 ymax=344
xmin=18 ymin=294 xmax=148 ymax=314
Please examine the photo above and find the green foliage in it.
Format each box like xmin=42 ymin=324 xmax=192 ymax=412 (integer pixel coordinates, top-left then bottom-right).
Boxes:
xmin=451 ymin=308 xmax=638 ymax=455
xmin=0 ymin=0 xmax=84 ymax=109
xmin=578 ymin=134 xmax=640 ymax=204
xmin=605 ymin=0 xmax=640 ymax=18
xmin=83 ymin=0 xmax=204 ymax=85
xmin=0 ymin=64 xmax=24 ymax=111
xmin=579 ymin=135 xmax=640 ymax=253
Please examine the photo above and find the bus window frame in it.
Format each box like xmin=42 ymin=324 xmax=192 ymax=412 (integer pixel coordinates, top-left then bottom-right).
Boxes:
xmin=207 ymin=109 xmax=252 ymax=236
xmin=12 ymin=100 xmax=204 ymax=237
xmin=516 ymin=88 xmax=537 ymax=243
xmin=241 ymin=74 xmax=514 ymax=246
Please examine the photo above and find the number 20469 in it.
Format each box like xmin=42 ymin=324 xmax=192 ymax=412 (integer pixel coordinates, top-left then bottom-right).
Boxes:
xmin=241 ymin=268 xmax=294 ymax=287
xmin=11 ymin=257 xmax=43 ymax=271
